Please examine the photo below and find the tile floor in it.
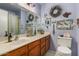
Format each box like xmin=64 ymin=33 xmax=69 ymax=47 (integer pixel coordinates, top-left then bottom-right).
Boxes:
xmin=45 ymin=50 xmax=71 ymax=56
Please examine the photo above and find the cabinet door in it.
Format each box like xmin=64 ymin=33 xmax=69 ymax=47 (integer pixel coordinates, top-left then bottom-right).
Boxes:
xmin=46 ymin=35 xmax=50 ymax=52
xmin=25 ymin=45 xmax=29 ymax=56
xmin=5 ymin=46 xmax=26 ymax=56
xmin=41 ymin=38 xmax=46 ymax=48
xmin=46 ymin=39 xmax=50 ymax=52
xmin=41 ymin=47 xmax=46 ymax=56
xmin=28 ymin=40 xmax=40 ymax=50
xmin=29 ymin=45 xmax=40 ymax=56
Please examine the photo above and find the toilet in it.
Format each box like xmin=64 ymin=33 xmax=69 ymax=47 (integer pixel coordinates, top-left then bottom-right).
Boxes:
xmin=56 ymin=46 xmax=71 ymax=56
xmin=57 ymin=32 xmax=71 ymax=56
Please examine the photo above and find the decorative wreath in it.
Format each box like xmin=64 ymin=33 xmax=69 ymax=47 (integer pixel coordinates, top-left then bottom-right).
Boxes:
xmin=28 ymin=14 xmax=34 ymax=21
xmin=49 ymin=5 xmax=62 ymax=18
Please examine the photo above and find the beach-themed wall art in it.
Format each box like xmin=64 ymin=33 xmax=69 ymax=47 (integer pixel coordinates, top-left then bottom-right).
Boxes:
xmin=49 ymin=5 xmax=62 ymax=18
xmin=28 ymin=14 xmax=34 ymax=21
xmin=56 ymin=19 xmax=73 ymax=30
xmin=63 ymin=12 xmax=71 ymax=18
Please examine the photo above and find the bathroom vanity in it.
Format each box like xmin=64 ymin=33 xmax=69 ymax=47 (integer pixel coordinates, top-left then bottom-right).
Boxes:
xmin=0 ymin=32 xmax=50 ymax=56
xmin=0 ymin=5 xmax=50 ymax=56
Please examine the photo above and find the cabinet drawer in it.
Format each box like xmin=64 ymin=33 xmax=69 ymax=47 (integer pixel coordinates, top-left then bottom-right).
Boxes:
xmin=6 ymin=46 xmax=26 ymax=56
xmin=41 ymin=47 xmax=46 ymax=56
xmin=28 ymin=40 xmax=40 ymax=50
xmin=41 ymin=41 xmax=45 ymax=48
xmin=29 ymin=45 xmax=40 ymax=56
xmin=41 ymin=37 xmax=46 ymax=48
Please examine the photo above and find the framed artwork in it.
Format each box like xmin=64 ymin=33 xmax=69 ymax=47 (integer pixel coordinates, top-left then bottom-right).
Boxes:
xmin=45 ymin=18 xmax=51 ymax=29
xmin=56 ymin=19 xmax=73 ymax=30
xmin=49 ymin=5 xmax=62 ymax=18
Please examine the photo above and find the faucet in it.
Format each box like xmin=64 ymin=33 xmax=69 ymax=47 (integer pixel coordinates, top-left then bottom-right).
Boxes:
xmin=4 ymin=32 xmax=18 ymax=42
xmin=8 ymin=33 xmax=12 ymax=42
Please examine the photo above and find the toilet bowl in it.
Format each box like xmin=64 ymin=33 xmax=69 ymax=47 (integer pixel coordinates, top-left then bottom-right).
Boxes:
xmin=56 ymin=46 xmax=71 ymax=56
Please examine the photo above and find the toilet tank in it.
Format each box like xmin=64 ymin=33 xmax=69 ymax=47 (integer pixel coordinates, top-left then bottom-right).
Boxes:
xmin=57 ymin=38 xmax=71 ymax=48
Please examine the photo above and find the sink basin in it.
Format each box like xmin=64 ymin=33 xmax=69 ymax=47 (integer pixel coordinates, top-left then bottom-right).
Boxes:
xmin=9 ymin=39 xmax=27 ymax=46
xmin=0 ymin=37 xmax=29 ymax=45
xmin=0 ymin=39 xmax=29 ymax=48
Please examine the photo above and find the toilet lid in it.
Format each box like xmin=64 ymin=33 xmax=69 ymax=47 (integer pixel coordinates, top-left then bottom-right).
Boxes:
xmin=58 ymin=46 xmax=71 ymax=54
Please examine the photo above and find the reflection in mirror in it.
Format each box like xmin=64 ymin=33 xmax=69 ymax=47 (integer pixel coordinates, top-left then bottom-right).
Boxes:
xmin=0 ymin=9 xmax=8 ymax=37
xmin=8 ymin=12 xmax=19 ymax=35
xmin=25 ymin=12 xmax=35 ymax=36
xmin=0 ymin=9 xmax=9 ymax=42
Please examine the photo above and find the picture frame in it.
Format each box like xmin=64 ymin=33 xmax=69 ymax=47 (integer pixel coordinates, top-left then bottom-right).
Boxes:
xmin=56 ymin=19 xmax=73 ymax=30
xmin=45 ymin=18 xmax=51 ymax=29
xmin=45 ymin=18 xmax=51 ymax=26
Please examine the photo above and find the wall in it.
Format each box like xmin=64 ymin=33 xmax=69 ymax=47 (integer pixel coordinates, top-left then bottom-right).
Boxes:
xmin=74 ymin=4 xmax=79 ymax=56
xmin=40 ymin=3 xmax=77 ymax=52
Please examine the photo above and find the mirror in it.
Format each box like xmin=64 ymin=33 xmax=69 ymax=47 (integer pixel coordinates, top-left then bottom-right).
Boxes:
xmin=8 ymin=12 xmax=19 ymax=35
xmin=0 ymin=9 xmax=8 ymax=37
xmin=0 ymin=8 xmax=39 ymax=37
xmin=25 ymin=12 xmax=37 ymax=36
xmin=0 ymin=8 xmax=20 ymax=37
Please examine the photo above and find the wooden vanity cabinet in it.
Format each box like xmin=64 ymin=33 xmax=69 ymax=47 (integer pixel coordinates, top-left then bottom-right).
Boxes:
xmin=5 ymin=45 xmax=27 ymax=56
xmin=29 ymin=45 xmax=40 ymax=56
xmin=40 ymin=37 xmax=46 ymax=55
xmin=25 ymin=45 xmax=29 ymax=56
xmin=2 ymin=35 xmax=50 ymax=56
xmin=41 ymin=37 xmax=46 ymax=48
xmin=28 ymin=40 xmax=40 ymax=56
xmin=41 ymin=46 xmax=46 ymax=55
xmin=46 ymin=35 xmax=50 ymax=52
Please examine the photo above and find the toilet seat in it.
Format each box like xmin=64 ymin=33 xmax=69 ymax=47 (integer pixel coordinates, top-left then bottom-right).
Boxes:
xmin=57 ymin=46 xmax=71 ymax=54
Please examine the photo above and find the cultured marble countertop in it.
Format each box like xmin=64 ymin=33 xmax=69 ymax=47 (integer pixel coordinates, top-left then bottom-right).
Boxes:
xmin=0 ymin=32 xmax=50 ymax=55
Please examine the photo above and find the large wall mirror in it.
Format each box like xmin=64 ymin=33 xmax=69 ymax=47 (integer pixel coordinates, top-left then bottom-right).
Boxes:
xmin=0 ymin=9 xmax=8 ymax=37
xmin=25 ymin=11 xmax=39 ymax=36
xmin=0 ymin=8 xmax=39 ymax=37
xmin=8 ymin=12 xmax=20 ymax=35
xmin=0 ymin=8 xmax=20 ymax=37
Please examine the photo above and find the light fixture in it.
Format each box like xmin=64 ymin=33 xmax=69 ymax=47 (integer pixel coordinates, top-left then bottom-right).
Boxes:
xmin=27 ymin=3 xmax=35 ymax=7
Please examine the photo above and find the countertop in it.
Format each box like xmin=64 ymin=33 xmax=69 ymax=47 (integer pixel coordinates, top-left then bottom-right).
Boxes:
xmin=0 ymin=32 xmax=50 ymax=55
